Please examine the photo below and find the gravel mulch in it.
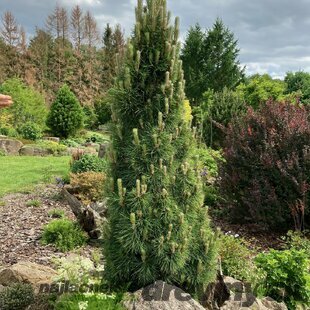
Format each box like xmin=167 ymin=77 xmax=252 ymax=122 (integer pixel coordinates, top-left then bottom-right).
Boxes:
xmin=0 ymin=184 xmax=94 ymax=269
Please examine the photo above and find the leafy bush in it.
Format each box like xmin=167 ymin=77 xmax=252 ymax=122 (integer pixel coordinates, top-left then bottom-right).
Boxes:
xmin=200 ymin=87 xmax=247 ymax=148
xmin=83 ymin=105 xmax=98 ymax=130
xmin=237 ymin=74 xmax=286 ymax=109
xmin=70 ymin=154 xmax=106 ymax=174
xmin=220 ymin=101 xmax=310 ymax=230
xmin=70 ymin=172 xmax=105 ymax=204
xmin=255 ymin=249 xmax=310 ymax=309
xmin=283 ymin=230 xmax=310 ymax=257
xmin=0 ymin=78 xmax=48 ymax=129
xmin=191 ymin=147 xmax=224 ymax=207
xmin=18 ymin=122 xmax=42 ymax=140
xmin=219 ymin=234 xmax=259 ymax=284
xmin=41 ymin=218 xmax=88 ymax=252
xmin=47 ymin=85 xmax=84 ymax=138
xmin=0 ymin=283 xmax=35 ymax=310
xmin=0 ymin=126 xmax=17 ymax=137
xmin=85 ymin=132 xmax=108 ymax=144
xmin=61 ymin=139 xmax=80 ymax=148
xmin=94 ymin=97 xmax=111 ymax=125
xmin=52 ymin=254 xmax=102 ymax=287
xmin=55 ymin=293 xmax=124 ymax=310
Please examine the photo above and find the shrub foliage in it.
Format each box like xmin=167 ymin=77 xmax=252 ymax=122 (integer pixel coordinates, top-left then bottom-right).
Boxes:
xmin=47 ymin=85 xmax=84 ymax=138
xmin=255 ymin=249 xmax=310 ymax=309
xmin=41 ymin=218 xmax=88 ymax=252
xmin=220 ymin=101 xmax=310 ymax=230
xmin=104 ymin=0 xmax=218 ymax=295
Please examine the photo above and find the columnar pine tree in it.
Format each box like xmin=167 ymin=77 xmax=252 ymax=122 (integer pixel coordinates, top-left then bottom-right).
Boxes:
xmin=104 ymin=0 xmax=218 ymax=296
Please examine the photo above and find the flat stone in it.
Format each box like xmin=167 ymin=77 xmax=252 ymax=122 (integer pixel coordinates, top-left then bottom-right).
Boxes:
xmin=0 ymin=261 xmax=58 ymax=290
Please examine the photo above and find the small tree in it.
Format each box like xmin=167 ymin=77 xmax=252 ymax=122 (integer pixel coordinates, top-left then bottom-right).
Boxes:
xmin=104 ymin=0 xmax=218 ymax=296
xmin=47 ymin=84 xmax=83 ymax=138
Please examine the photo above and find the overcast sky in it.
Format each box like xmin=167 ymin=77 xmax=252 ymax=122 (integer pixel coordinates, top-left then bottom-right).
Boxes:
xmin=1 ymin=0 xmax=310 ymax=79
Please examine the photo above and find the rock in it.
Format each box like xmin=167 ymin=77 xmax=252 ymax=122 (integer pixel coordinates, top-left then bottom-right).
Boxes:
xmin=218 ymin=276 xmax=288 ymax=310
xmin=220 ymin=294 xmax=287 ymax=309
xmin=0 ymin=262 xmax=58 ymax=291
xmin=223 ymin=276 xmax=244 ymax=293
xmin=260 ymin=297 xmax=288 ymax=310
xmin=0 ymin=284 xmax=5 ymax=293
xmin=19 ymin=145 xmax=51 ymax=156
xmin=0 ymin=138 xmax=23 ymax=155
xmin=67 ymin=147 xmax=97 ymax=156
xmin=43 ymin=137 xmax=60 ymax=143
xmin=124 ymin=280 xmax=205 ymax=310
xmin=98 ymin=143 xmax=108 ymax=158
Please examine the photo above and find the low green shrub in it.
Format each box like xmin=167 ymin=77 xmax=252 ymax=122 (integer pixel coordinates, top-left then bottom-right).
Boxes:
xmin=26 ymin=199 xmax=41 ymax=207
xmin=36 ymin=141 xmax=68 ymax=156
xmin=85 ymin=132 xmax=108 ymax=144
xmin=41 ymin=218 xmax=88 ymax=252
xmin=219 ymin=234 xmax=258 ymax=284
xmin=255 ymin=249 xmax=310 ymax=309
xmin=70 ymin=154 xmax=106 ymax=174
xmin=0 ymin=126 xmax=18 ymax=137
xmin=0 ymin=149 xmax=6 ymax=156
xmin=52 ymin=254 xmax=104 ymax=287
xmin=48 ymin=208 xmax=65 ymax=218
xmin=55 ymin=293 xmax=124 ymax=310
xmin=283 ymin=230 xmax=310 ymax=258
xmin=18 ymin=122 xmax=42 ymax=141
xmin=61 ymin=139 xmax=80 ymax=148
xmin=0 ymin=283 xmax=35 ymax=310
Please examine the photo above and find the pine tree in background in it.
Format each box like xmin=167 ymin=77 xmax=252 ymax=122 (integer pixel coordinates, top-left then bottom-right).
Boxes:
xmin=104 ymin=0 xmax=218 ymax=296
xmin=181 ymin=18 xmax=245 ymax=105
xmin=47 ymin=84 xmax=83 ymax=138
xmin=181 ymin=24 xmax=206 ymax=106
xmin=204 ymin=18 xmax=245 ymax=93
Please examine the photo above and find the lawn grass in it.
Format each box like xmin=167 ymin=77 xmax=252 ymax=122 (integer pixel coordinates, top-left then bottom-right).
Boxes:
xmin=0 ymin=156 xmax=70 ymax=197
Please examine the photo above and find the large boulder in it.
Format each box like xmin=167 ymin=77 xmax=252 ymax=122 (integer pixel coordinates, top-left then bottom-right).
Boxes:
xmin=0 ymin=138 xmax=23 ymax=155
xmin=19 ymin=145 xmax=51 ymax=156
xmin=124 ymin=280 xmax=205 ymax=310
xmin=0 ymin=262 xmax=58 ymax=291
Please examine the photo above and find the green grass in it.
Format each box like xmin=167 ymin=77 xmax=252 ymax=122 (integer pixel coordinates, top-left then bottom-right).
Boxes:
xmin=0 ymin=156 xmax=70 ymax=197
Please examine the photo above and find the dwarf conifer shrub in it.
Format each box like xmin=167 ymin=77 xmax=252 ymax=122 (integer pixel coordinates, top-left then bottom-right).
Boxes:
xmin=41 ymin=218 xmax=88 ymax=252
xmin=0 ymin=283 xmax=35 ymax=310
xmin=220 ymin=101 xmax=310 ymax=230
xmin=104 ymin=0 xmax=218 ymax=296
xmin=47 ymin=85 xmax=84 ymax=138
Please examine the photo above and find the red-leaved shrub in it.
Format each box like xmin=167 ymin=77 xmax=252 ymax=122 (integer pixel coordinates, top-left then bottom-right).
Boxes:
xmin=220 ymin=101 xmax=310 ymax=230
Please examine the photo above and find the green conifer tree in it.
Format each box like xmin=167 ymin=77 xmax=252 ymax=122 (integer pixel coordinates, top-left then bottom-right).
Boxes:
xmin=104 ymin=0 xmax=218 ymax=296
xmin=47 ymin=84 xmax=83 ymax=138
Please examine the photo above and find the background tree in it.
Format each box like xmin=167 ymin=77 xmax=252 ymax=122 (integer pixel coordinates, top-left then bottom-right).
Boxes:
xmin=104 ymin=0 xmax=218 ymax=296
xmin=46 ymin=84 xmax=84 ymax=138
xmin=70 ymin=5 xmax=85 ymax=51
xmin=203 ymin=18 xmax=245 ymax=93
xmin=0 ymin=78 xmax=47 ymax=129
xmin=181 ymin=24 xmax=206 ymax=106
xmin=237 ymin=74 xmax=285 ymax=109
xmin=182 ymin=18 xmax=244 ymax=106
xmin=285 ymin=71 xmax=310 ymax=104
